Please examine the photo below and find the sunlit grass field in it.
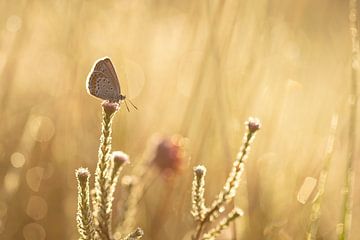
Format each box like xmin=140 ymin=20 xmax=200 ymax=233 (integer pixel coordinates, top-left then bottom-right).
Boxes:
xmin=0 ymin=0 xmax=359 ymax=239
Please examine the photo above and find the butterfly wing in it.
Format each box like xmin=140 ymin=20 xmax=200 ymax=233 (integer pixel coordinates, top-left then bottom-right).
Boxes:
xmin=93 ymin=58 xmax=121 ymax=95
xmin=86 ymin=71 xmax=121 ymax=102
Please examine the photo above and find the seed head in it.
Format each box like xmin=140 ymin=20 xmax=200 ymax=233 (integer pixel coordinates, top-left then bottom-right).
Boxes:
xmin=102 ymin=100 xmax=120 ymax=115
xmin=112 ymin=151 xmax=130 ymax=166
xmin=75 ymin=167 xmax=90 ymax=181
xmin=246 ymin=117 xmax=261 ymax=133
xmin=194 ymin=165 xmax=206 ymax=177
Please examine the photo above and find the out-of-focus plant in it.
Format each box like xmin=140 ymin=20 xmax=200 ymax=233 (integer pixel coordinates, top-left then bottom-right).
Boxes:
xmin=151 ymin=136 xmax=184 ymax=176
xmin=306 ymin=115 xmax=338 ymax=240
xmin=191 ymin=117 xmax=261 ymax=240
xmin=75 ymin=101 xmax=143 ymax=240
xmin=114 ymin=135 xmax=185 ymax=237
xmin=338 ymin=0 xmax=359 ymax=239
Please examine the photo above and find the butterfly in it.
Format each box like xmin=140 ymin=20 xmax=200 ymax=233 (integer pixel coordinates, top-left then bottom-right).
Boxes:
xmin=86 ymin=57 xmax=137 ymax=111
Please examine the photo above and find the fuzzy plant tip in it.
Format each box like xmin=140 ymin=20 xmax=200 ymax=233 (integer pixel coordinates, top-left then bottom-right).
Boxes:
xmin=194 ymin=165 xmax=207 ymax=176
xmin=76 ymin=167 xmax=90 ymax=181
xmin=246 ymin=117 xmax=261 ymax=133
xmin=102 ymin=100 xmax=120 ymax=115
xmin=112 ymin=151 xmax=130 ymax=166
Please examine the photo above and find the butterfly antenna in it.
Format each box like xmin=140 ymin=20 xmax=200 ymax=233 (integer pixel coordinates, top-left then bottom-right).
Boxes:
xmin=127 ymin=99 xmax=138 ymax=110
xmin=124 ymin=100 xmax=130 ymax=112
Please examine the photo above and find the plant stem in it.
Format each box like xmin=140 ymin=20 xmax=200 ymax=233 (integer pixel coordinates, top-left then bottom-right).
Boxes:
xmin=339 ymin=0 xmax=358 ymax=239
xmin=193 ymin=221 xmax=206 ymax=240
xmin=94 ymin=109 xmax=115 ymax=240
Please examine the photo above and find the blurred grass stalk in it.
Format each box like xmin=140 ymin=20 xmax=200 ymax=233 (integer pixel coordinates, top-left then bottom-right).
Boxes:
xmin=338 ymin=0 xmax=359 ymax=239
xmin=306 ymin=115 xmax=338 ymax=240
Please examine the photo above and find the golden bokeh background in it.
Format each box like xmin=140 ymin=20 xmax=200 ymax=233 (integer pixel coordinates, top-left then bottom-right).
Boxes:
xmin=0 ymin=0 xmax=359 ymax=239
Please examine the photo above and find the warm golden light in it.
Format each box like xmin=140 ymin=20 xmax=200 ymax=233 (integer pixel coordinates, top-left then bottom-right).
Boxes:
xmin=0 ymin=1 xmax=358 ymax=239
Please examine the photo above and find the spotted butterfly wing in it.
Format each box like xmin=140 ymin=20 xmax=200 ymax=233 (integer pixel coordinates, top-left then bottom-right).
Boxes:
xmin=94 ymin=58 xmax=120 ymax=90
xmin=86 ymin=57 xmax=123 ymax=102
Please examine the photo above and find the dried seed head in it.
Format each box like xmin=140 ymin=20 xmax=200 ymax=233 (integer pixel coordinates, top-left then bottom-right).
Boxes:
xmin=194 ymin=165 xmax=206 ymax=177
xmin=102 ymin=100 xmax=120 ymax=115
xmin=76 ymin=167 xmax=90 ymax=181
xmin=112 ymin=151 xmax=130 ymax=166
xmin=246 ymin=117 xmax=261 ymax=133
